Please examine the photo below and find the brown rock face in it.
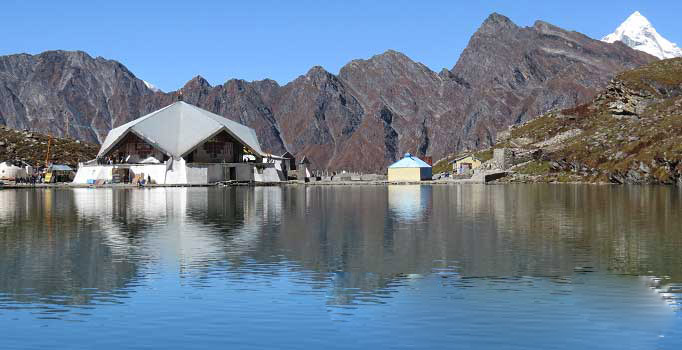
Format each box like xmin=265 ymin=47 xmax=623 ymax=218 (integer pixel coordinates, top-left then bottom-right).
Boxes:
xmin=0 ymin=14 xmax=656 ymax=172
xmin=446 ymin=14 xmax=655 ymax=152
xmin=0 ymin=50 xmax=159 ymax=143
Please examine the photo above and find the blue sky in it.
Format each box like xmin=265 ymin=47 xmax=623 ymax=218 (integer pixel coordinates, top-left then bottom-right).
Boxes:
xmin=2 ymin=0 xmax=680 ymax=91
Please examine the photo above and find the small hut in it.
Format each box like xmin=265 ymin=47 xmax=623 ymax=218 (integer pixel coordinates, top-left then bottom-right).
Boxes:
xmin=46 ymin=164 xmax=75 ymax=183
xmin=451 ymin=155 xmax=483 ymax=175
xmin=281 ymin=152 xmax=297 ymax=179
xmin=387 ymin=153 xmax=432 ymax=182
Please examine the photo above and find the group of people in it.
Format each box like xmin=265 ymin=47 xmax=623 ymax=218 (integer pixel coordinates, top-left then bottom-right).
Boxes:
xmin=14 ymin=174 xmax=43 ymax=185
xmin=96 ymin=153 xmax=132 ymax=165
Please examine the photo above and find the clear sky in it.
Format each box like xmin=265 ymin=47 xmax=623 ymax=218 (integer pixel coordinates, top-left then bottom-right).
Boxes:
xmin=2 ymin=0 xmax=680 ymax=91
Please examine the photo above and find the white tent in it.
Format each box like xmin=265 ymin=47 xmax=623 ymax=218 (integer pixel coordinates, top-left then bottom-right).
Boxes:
xmin=75 ymin=101 xmax=278 ymax=185
xmin=97 ymin=101 xmax=264 ymax=159
xmin=0 ymin=162 xmax=28 ymax=180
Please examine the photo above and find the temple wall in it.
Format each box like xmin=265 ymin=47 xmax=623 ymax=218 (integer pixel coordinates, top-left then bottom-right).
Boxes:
xmin=73 ymin=161 xmax=279 ymax=185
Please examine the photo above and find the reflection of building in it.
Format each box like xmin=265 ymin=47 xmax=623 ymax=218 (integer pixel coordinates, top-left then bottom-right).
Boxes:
xmin=3 ymin=185 xmax=680 ymax=316
xmin=388 ymin=185 xmax=431 ymax=222
xmin=73 ymin=101 xmax=281 ymax=185
xmin=0 ymin=189 xmax=139 ymax=307
xmin=387 ymin=153 xmax=432 ymax=181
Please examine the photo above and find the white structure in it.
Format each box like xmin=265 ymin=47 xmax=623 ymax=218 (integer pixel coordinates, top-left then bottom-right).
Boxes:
xmin=0 ymin=161 xmax=29 ymax=181
xmin=74 ymin=101 xmax=283 ymax=185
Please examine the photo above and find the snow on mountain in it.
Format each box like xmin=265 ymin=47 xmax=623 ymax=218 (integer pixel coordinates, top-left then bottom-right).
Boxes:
xmin=602 ymin=11 xmax=682 ymax=59
xmin=142 ymin=80 xmax=162 ymax=92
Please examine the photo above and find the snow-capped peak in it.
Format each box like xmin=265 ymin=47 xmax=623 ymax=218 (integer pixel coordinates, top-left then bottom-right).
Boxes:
xmin=602 ymin=11 xmax=682 ymax=59
xmin=142 ymin=80 xmax=162 ymax=93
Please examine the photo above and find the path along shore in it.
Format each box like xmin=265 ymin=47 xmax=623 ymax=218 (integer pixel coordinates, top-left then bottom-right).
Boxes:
xmin=0 ymin=177 xmax=493 ymax=189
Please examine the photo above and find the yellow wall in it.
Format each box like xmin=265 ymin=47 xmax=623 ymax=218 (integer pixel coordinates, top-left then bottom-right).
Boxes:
xmin=388 ymin=168 xmax=425 ymax=182
xmin=453 ymin=156 xmax=482 ymax=172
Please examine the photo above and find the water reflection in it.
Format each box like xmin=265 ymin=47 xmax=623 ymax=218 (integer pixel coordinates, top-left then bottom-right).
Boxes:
xmin=1 ymin=185 xmax=681 ymax=316
xmin=388 ymin=185 xmax=432 ymax=222
xmin=0 ymin=189 xmax=141 ymax=315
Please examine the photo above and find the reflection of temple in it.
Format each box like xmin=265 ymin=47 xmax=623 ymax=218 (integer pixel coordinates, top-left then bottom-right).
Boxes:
xmin=1 ymin=184 xmax=681 ymax=312
xmin=0 ymin=189 xmax=139 ymax=306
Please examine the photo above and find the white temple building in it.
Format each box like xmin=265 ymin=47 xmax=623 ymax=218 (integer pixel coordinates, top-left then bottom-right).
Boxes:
xmin=73 ymin=101 xmax=283 ymax=185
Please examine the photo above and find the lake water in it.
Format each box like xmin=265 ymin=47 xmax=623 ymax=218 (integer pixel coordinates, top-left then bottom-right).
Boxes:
xmin=0 ymin=184 xmax=681 ymax=349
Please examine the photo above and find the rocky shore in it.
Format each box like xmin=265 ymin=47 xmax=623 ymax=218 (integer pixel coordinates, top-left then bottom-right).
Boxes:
xmin=443 ymin=58 xmax=682 ymax=186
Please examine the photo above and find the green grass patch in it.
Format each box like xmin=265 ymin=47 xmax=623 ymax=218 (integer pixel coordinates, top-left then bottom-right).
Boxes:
xmin=514 ymin=160 xmax=551 ymax=175
xmin=474 ymin=149 xmax=493 ymax=162
xmin=618 ymin=58 xmax=682 ymax=95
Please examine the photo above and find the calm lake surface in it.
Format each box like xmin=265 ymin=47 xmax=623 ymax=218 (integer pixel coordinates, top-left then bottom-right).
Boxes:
xmin=1 ymin=184 xmax=681 ymax=349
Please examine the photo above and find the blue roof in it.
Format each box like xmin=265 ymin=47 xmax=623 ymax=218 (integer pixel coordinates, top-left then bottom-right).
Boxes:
xmin=388 ymin=153 xmax=432 ymax=168
xmin=49 ymin=164 xmax=73 ymax=171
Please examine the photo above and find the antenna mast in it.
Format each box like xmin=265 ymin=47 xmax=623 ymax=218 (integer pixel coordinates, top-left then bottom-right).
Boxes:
xmin=45 ymin=134 xmax=52 ymax=168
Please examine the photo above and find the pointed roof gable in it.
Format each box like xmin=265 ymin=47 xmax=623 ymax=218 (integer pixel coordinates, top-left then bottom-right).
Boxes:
xmin=281 ymin=151 xmax=295 ymax=159
xmin=97 ymin=101 xmax=264 ymax=158
xmin=388 ymin=153 xmax=431 ymax=168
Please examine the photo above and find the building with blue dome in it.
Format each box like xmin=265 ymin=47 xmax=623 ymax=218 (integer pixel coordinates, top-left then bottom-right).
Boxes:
xmin=387 ymin=153 xmax=432 ymax=182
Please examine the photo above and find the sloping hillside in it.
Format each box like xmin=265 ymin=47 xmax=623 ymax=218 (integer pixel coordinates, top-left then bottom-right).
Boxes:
xmin=489 ymin=58 xmax=682 ymax=185
xmin=0 ymin=125 xmax=97 ymax=167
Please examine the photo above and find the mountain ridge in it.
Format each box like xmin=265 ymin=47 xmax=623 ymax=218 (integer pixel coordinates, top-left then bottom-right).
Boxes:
xmin=0 ymin=13 xmax=656 ymax=172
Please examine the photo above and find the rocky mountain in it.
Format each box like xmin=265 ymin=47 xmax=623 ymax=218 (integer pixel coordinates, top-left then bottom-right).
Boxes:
xmin=0 ymin=13 xmax=656 ymax=172
xmin=442 ymin=14 xmax=654 ymax=152
xmin=602 ymin=11 xmax=682 ymax=59
xmin=489 ymin=58 xmax=682 ymax=185
xmin=0 ymin=50 xmax=161 ymax=143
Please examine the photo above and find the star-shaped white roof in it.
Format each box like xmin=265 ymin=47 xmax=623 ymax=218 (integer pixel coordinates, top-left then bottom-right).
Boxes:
xmin=97 ymin=101 xmax=264 ymax=158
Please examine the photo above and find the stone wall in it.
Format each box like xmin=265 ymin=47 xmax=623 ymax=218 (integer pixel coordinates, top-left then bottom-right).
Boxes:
xmin=493 ymin=148 xmax=512 ymax=170
xmin=492 ymin=148 xmax=536 ymax=170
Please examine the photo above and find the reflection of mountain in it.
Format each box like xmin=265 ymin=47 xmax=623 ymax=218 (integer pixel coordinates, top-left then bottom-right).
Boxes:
xmin=0 ymin=188 xmax=246 ymax=309
xmin=209 ymin=185 xmax=682 ymax=306
xmin=470 ymin=185 xmax=682 ymax=280
xmin=0 ymin=189 xmax=140 ymax=307
xmin=1 ymin=185 xmax=680 ymax=312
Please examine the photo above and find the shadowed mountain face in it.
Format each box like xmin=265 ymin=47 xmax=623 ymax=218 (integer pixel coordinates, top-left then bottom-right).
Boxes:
xmin=0 ymin=14 xmax=654 ymax=172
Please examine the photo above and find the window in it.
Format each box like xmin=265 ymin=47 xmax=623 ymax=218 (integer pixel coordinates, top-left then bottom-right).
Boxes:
xmin=136 ymin=143 xmax=153 ymax=151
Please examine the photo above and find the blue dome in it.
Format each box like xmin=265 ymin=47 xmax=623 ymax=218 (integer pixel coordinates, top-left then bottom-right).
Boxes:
xmin=404 ymin=153 xmax=412 ymax=158
xmin=389 ymin=154 xmax=431 ymax=168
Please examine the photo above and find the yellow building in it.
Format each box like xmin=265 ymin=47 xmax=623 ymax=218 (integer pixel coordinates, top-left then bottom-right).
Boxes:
xmin=387 ymin=153 xmax=432 ymax=182
xmin=452 ymin=155 xmax=483 ymax=175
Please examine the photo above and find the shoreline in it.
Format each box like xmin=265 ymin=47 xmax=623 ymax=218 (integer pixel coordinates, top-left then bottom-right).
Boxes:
xmin=0 ymin=179 xmax=665 ymax=190
xmin=0 ymin=179 xmax=474 ymax=189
